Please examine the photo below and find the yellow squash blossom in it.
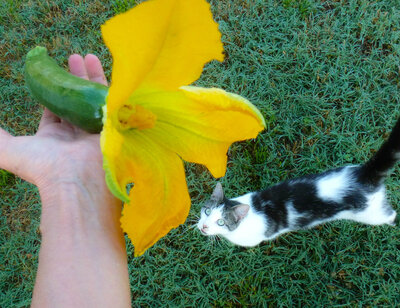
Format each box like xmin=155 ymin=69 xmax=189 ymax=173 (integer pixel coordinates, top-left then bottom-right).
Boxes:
xmin=100 ymin=0 xmax=266 ymax=256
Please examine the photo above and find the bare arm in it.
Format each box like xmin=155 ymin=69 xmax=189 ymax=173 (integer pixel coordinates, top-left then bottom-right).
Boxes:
xmin=33 ymin=180 xmax=131 ymax=308
xmin=0 ymin=54 xmax=131 ymax=307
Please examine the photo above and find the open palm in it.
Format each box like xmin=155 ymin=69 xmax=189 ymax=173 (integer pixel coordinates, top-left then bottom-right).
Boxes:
xmin=0 ymin=54 xmax=108 ymax=192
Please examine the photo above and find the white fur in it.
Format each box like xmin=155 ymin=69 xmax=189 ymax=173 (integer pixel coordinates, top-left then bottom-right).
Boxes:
xmin=197 ymin=206 xmax=225 ymax=236
xmin=286 ymin=201 xmax=305 ymax=228
xmin=223 ymin=193 xmax=267 ymax=246
xmin=316 ymin=166 xmax=354 ymax=202
xmin=223 ymin=208 xmax=267 ymax=246
xmin=197 ymin=193 xmax=267 ymax=246
xmin=231 ymin=192 xmax=253 ymax=207
xmin=334 ymin=186 xmax=396 ymax=225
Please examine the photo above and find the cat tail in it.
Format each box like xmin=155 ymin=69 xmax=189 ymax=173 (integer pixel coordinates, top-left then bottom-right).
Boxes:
xmin=359 ymin=117 xmax=400 ymax=185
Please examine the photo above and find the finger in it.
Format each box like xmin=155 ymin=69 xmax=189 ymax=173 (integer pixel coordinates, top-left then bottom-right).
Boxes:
xmin=84 ymin=54 xmax=108 ymax=86
xmin=38 ymin=108 xmax=60 ymax=131
xmin=68 ymin=54 xmax=89 ymax=80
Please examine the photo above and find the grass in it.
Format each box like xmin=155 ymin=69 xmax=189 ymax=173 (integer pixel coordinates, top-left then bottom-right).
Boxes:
xmin=1 ymin=0 xmax=400 ymax=306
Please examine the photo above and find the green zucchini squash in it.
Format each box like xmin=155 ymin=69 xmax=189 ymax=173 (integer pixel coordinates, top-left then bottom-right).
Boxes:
xmin=24 ymin=46 xmax=108 ymax=133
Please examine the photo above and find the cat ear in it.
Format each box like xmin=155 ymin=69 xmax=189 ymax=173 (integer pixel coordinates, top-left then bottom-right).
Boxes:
xmin=210 ymin=182 xmax=224 ymax=203
xmin=232 ymin=204 xmax=250 ymax=222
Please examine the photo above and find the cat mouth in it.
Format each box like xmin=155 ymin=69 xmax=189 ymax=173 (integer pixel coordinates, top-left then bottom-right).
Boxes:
xmin=200 ymin=229 xmax=209 ymax=235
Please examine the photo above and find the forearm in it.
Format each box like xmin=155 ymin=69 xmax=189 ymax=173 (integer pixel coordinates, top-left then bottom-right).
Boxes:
xmin=31 ymin=182 xmax=131 ymax=308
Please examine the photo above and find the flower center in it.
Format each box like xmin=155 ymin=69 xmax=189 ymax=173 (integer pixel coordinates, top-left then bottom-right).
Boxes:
xmin=118 ymin=104 xmax=157 ymax=130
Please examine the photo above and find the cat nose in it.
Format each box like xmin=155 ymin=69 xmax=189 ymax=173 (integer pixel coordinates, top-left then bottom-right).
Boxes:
xmin=201 ymin=224 xmax=209 ymax=233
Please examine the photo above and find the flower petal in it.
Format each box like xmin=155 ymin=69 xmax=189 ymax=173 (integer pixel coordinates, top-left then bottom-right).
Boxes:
xmin=101 ymin=0 xmax=223 ymax=112
xmin=101 ymin=109 xmax=132 ymax=203
xmin=101 ymin=120 xmax=191 ymax=256
xmin=132 ymin=86 xmax=266 ymax=178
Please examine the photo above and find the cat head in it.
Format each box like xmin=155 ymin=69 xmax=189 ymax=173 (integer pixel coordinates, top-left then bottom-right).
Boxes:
xmin=197 ymin=183 xmax=250 ymax=236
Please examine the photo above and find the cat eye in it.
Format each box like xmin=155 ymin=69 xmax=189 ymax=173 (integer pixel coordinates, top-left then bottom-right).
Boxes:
xmin=205 ymin=208 xmax=211 ymax=216
xmin=217 ymin=219 xmax=225 ymax=226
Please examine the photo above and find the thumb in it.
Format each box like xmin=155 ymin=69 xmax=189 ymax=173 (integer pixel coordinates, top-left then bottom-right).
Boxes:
xmin=0 ymin=127 xmax=11 ymax=138
xmin=0 ymin=128 xmax=14 ymax=171
xmin=0 ymin=128 xmax=25 ymax=179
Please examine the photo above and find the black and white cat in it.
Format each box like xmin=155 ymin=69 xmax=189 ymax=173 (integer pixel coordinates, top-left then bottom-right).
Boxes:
xmin=197 ymin=117 xmax=399 ymax=247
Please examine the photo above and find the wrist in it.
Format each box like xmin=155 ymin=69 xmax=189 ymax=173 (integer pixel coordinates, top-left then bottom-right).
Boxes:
xmin=33 ymin=181 xmax=131 ymax=308
xmin=38 ymin=179 xmax=123 ymax=238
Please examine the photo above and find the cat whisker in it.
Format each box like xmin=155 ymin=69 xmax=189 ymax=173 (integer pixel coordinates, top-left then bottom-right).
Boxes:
xmin=181 ymin=223 xmax=198 ymax=236
xmin=209 ymin=236 xmax=215 ymax=250
xmin=186 ymin=216 xmax=199 ymax=223
xmin=185 ymin=223 xmax=197 ymax=233
xmin=208 ymin=234 xmax=221 ymax=250
xmin=214 ymin=235 xmax=227 ymax=250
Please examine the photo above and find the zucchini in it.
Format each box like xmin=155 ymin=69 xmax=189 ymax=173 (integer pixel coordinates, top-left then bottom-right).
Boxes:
xmin=24 ymin=46 xmax=108 ymax=133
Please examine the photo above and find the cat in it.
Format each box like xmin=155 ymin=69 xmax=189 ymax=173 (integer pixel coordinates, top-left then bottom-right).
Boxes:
xmin=197 ymin=117 xmax=399 ymax=247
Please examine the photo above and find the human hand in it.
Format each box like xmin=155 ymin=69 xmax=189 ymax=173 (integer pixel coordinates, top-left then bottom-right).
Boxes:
xmin=0 ymin=54 xmax=108 ymax=195
xmin=1 ymin=53 xmax=131 ymax=307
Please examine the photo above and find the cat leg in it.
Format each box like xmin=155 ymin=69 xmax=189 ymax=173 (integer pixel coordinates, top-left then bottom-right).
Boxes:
xmin=360 ymin=187 xmax=397 ymax=225
xmin=338 ymin=187 xmax=396 ymax=225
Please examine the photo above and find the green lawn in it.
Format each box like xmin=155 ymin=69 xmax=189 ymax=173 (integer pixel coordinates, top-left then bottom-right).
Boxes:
xmin=1 ymin=0 xmax=400 ymax=306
